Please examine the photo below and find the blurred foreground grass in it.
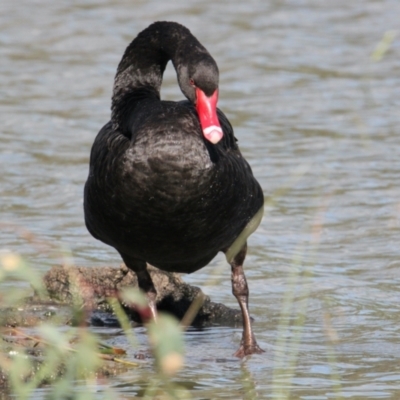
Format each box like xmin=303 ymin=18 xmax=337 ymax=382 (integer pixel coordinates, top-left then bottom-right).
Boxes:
xmin=0 ymin=250 xmax=188 ymax=399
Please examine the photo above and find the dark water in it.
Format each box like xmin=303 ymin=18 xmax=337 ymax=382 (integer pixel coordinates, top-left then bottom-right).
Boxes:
xmin=1 ymin=0 xmax=400 ymax=398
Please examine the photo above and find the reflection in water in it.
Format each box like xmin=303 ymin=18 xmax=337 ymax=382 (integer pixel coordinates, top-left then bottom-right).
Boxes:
xmin=1 ymin=0 xmax=400 ymax=398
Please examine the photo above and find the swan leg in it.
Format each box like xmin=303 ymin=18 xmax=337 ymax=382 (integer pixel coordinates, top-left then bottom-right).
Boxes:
xmin=230 ymin=242 xmax=264 ymax=357
xmin=120 ymin=254 xmax=157 ymax=321
xmin=135 ymin=267 xmax=158 ymax=321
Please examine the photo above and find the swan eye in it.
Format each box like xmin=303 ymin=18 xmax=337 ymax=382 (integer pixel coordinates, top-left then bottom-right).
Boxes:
xmin=189 ymin=78 xmax=195 ymax=86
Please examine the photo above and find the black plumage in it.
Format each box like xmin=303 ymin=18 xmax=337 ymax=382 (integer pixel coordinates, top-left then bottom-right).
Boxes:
xmin=84 ymin=21 xmax=264 ymax=357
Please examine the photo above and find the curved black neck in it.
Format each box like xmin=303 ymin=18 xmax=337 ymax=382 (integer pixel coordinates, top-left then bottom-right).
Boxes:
xmin=111 ymin=21 xmax=207 ymax=133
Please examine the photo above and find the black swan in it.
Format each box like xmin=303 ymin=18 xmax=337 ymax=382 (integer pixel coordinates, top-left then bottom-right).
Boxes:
xmin=84 ymin=21 xmax=264 ymax=357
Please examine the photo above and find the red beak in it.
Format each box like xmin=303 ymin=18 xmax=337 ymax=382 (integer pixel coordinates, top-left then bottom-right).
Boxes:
xmin=195 ymin=88 xmax=223 ymax=144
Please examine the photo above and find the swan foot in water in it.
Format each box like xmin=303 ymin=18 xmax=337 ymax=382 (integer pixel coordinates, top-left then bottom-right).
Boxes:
xmin=230 ymin=242 xmax=264 ymax=358
xmin=234 ymin=340 xmax=265 ymax=358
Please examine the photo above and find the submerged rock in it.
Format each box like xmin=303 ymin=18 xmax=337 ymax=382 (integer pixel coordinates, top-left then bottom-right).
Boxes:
xmin=42 ymin=264 xmax=243 ymax=327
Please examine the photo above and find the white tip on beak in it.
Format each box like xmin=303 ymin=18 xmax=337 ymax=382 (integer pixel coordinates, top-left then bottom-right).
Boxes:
xmin=203 ymin=126 xmax=223 ymax=144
